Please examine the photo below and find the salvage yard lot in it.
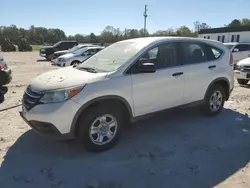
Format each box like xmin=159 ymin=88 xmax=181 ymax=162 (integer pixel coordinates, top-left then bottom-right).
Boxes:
xmin=1 ymin=52 xmax=250 ymax=188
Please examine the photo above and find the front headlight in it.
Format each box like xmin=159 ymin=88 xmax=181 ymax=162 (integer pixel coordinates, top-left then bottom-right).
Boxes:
xmin=40 ymin=86 xmax=83 ymax=104
xmin=57 ymin=58 xmax=65 ymax=62
xmin=235 ymin=64 xmax=243 ymax=70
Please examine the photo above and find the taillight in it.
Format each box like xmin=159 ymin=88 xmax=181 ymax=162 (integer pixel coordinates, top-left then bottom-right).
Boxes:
xmin=229 ymin=53 xmax=234 ymax=66
xmin=0 ymin=65 xmax=3 ymax=71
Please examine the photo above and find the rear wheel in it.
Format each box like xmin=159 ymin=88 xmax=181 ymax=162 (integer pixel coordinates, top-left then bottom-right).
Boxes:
xmin=77 ymin=103 xmax=123 ymax=152
xmin=201 ymin=84 xmax=225 ymax=116
xmin=237 ymin=79 xmax=249 ymax=85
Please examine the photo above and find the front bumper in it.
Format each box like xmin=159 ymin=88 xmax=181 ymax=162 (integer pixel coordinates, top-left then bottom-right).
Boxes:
xmin=20 ymin=99 xmax=82 ymax=139
xmin=39 ymin=51 xmax=46 ymax=57
xmin=51 ymin=59 xmax=67 ymax=67
xmin=20 ymin=112 xmax=72 ymax=140
xmin=0 ymin=69 xmax=12 ymax=86
xmin=234 ymin=70 xmax=250 ymax=80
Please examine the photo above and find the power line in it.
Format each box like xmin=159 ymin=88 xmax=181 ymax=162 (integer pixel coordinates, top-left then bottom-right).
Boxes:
xmin=143 ymin=4 xmax=148 ymax=36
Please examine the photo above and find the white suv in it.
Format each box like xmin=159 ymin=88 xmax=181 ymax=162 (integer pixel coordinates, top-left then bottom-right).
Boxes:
xmin=20 ymin=37 xmax=234 ymax=152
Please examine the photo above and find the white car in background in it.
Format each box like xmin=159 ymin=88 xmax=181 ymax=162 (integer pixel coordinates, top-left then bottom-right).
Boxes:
xmin=52 ymin=46 xmax=105 ymax=67
xmin=224 ymin=42 xmax=250 ymax=64
xmin=234 ymin=57 xmax=250 ymax=85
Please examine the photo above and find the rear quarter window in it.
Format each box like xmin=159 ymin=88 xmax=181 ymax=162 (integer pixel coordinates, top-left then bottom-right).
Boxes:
xmin=204 ymin=44 xmax=223 ymax=61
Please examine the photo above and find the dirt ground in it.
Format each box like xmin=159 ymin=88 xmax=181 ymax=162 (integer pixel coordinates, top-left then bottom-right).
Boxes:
xmin=0 ymin=52 xmax=250 ymax=188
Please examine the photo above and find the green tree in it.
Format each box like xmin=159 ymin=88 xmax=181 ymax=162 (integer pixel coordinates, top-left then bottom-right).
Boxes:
xmin=176 ymin=26 xmax=193 ymax=37
xmin=241 ymin=18 xmax=250 ymax=26
xmin=228 ymin=19 xmax=242 ymax=27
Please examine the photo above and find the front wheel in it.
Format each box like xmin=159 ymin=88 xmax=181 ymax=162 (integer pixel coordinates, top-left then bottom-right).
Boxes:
xmin=71 ymin=61 xmax=80 ymax=66
xmin=77 ymin=103 xmax=123 ymax=152
xmin=201 ymin=84 xmax=225 ymax=116
xmin=237 ymin=79 xmax=249 ymax=85
xmin=50 ymin=55 xmax=56 ymax=60
xmin=45 ymin=54 xmax=53 ymax=61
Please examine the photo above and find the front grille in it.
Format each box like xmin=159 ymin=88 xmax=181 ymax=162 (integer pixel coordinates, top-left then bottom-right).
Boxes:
xmin=234 ymin=65 xmax=250 ymax=71
xmin=23 ymin=86 xmax=43 ymax=111
xmin=243 ymin=66 xmax=250 ymax=71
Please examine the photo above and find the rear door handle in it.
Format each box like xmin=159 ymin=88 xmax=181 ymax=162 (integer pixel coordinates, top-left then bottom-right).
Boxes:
xmin=208 ymin=65 xmax=216 ymax=69
xmin=172 ymin=72 xmax=183 ymax=76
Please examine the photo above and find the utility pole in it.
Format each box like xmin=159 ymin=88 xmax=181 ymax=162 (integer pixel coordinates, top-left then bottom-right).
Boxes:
xmin=143 ymin=4 xmax=148 ymax=36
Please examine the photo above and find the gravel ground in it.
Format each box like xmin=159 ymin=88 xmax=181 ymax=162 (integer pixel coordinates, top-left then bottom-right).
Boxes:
xmin=0 ymin=52 xmax=250 ymax=188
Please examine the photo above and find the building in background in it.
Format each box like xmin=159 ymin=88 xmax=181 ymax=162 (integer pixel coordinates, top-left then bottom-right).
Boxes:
xmin=198 ymin=26 xmax=250 ymax=43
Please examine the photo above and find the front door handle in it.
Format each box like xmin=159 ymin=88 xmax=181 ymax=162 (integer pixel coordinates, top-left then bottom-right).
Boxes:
xmin=172 ymin=72 xmax=183 ymax=76
xmin=208 ymin=65 xmax=216 ymax=69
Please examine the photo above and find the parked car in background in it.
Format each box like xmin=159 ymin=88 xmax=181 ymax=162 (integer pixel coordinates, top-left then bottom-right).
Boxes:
xmin=52 ymin=46 xmax=104 ymax=67
xmin=0 ymin=56 xmax=12 ymax=86
xmin=51 ymin=44 xmax=98 ymax=60
xmin=18 ymin=38 xmax=32 ymax=52
xmin=224 ymin=42 xmax=250 ymax=64
xmin=20 ymin=37 xmax=234 ymax=152
xmin=40 ymin=41 xmax=78 ymax=61
xmin=1 ymin=38 xmax=16 ymax=52
xmin=234 ymin=57 xmax=250 ymax=85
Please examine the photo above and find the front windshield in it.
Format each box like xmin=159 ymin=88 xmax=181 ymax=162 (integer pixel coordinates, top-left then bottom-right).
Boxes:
xmin=53 ymin=41 xmax=61 ymax=47
xmin=73 ymin=47 xmax=87 ymax=55
xmin=68 ymin=45 xmax=83 ymax=53
xmin=79 ymin=41 xmax=147 ymax=72
xmin=225 ymin=44 xmax=234 ymax=50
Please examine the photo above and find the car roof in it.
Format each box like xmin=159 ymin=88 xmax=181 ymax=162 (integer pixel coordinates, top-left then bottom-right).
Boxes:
xmin=115 ymin=36 xmax=226 ymax=50
xmin=117 ymin=36 xmax=223 ymax=45
xmin=85 ymin=46 xmax=104 ymax=49
xmin=78 ymin=44 xmax=98 ymax=47
xmin=60 ymin=41 xmax=78 ymax=43
xmin=224 ymin=42 xmax=250 ymax=45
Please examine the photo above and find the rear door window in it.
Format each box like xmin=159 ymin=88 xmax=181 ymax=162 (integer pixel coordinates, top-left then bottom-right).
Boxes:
xmin=65 ymin=42 xmax=76 ymax=49
xmin=58 ymin=42 xmax=69 ymax=50
xmin=179 ymin=42 xmax=207 ymax=65
xmin=178 ymin=42 xmax=223 ymax=65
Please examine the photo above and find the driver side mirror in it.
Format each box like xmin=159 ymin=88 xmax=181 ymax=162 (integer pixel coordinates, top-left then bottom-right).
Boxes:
xmin=137 ymin=62 xmax=156 ymax=73
xmin=233 ymin=48 xmax=239 ymax=52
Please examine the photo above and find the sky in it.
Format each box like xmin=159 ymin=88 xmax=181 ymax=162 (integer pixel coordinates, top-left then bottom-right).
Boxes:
xmin=1 ymin=0 xmax=250 ymax=36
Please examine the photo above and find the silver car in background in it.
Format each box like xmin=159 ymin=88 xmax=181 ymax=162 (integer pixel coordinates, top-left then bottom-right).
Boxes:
xmin=52 ymin=46 xmax=105 ymax=67
xmin=51 ymin=44 xmax=98 ymax=60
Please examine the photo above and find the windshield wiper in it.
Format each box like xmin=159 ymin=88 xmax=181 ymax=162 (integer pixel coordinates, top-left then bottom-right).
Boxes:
xmin=77 ymin=66 xmax=97 ymax=73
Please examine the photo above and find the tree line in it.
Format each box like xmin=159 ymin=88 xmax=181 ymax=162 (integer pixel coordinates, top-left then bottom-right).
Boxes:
xmin=0 ymin=18 xmax=250 ymax=45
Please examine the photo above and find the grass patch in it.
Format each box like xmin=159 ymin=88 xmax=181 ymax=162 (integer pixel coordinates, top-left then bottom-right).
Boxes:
xmin=31 ymin=45 xmax=41 ymax=51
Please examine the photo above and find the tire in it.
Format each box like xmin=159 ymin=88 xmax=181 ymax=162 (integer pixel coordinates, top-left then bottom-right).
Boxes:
xmin=71 ymin=61 xmax=80 ymax=66
xmin=46 ymin=54 xmax=53 ymax=61
xmin=77 ymin=103 xmax=123 ymax=152
xmin=51 ymin=55 xmax=56 ymax=60
xmin=237 ymin=79 xmax=249 ymax=85
xmin=201 ymin=84 xmax=225 ymax=116
xmin=0 ymin=93 xmax=4 ymax=104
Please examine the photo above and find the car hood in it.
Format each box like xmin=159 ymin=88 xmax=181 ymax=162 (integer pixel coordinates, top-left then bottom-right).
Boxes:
xmin=59 ymin=53 xmax=76 ymax=59
xmin=54 ymin=50 xmax=68 ymax=55
xmin=40 ymin=46 xmax=53 ymax=50
xmin=237 ymin=58 xmax=250 ymax=66
xmin=29 ymin=66 xmax=108 ymax=91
